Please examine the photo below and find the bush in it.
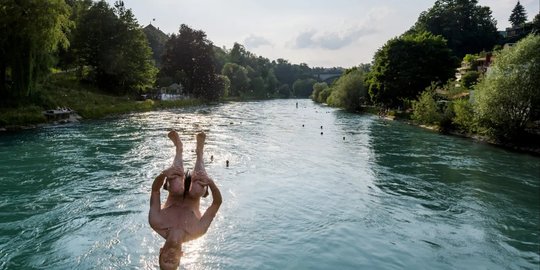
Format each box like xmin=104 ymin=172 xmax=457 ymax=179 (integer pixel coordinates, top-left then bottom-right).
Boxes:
xmin=461 ymin=71 xmax=480 ymax=89
xmin=326 ymin=68 xmax=367 ymax=111
xmin=452 ymin=99 xmax=476 ymax=133
xmin=412 ymin=89 xmax=442 ymax=125
xmin=474 ymin=34 xmax=540 ymax=141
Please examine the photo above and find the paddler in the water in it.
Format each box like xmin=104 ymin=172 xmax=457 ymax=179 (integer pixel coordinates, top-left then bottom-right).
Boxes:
xmin=148 ymin=131 xmax=222 ymax=270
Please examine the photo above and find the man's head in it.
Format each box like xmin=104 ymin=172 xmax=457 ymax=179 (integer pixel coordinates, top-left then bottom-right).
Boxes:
xmin=159 ymin=241 xmax=183 ymax=270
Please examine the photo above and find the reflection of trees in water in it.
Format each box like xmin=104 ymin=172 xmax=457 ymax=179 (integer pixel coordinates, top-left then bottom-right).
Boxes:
xmin=368 ymin=120 xmax=540 ymax=257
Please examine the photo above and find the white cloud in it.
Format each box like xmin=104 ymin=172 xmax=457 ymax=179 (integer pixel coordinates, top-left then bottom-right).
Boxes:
xmin=244 ymin=34 xmax=273 ymax=49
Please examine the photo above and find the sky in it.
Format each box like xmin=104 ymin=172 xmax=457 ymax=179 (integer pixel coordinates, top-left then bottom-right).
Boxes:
xmin=113 ymin=0 xmax=539 ymax=68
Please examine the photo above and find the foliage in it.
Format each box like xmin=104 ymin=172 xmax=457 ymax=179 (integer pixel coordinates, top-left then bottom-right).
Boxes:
xmin=215 ymin=75 xmax=230 ymax=98
xmin=73 ymin=0 xmax=157 ymax=94
xmin=474 ymin=34 xmax=540 ymax=141
xmin=250 ymin=76 xmax=266 ymax=98
xmin=0 ymin=106 xmax=46 ymax=126
xmin=412 ymin=88 xmax=442 ymax=125
xmin=326 ymin=68 xmax=367 ymax=111
xmin=221 ymin=63 xmax=250 ymax=96
xmin=366 ymin=31 xmax=457 ymax=108
xmin=411 ymin=0 xmax=499 ymax=57
xmin=142 ymin=24 xmax=169 ymax=67
xmin=276 ymin=84 xmax=291 ymax=98
xmin=452 ymin=99 xmax=476 ymax=133
xmin=0 ymin=0 xmax=71 ymax=102
xmin=161 ymin=24 xmax=219 ymax=100
xmin=534 ymin=13 xmax=540 ymax=31
xmin=461 ymin=71 xmax=480 ymax=89
xmin=318 ymin=88 xmax=333 ymax=104
xmin=311 ymin=82 xmax=329 ymax=102
xmin=509 ymin=1 xmax=527 ymax=27
xmin=292 ymin=78 xmax=317 ymax=98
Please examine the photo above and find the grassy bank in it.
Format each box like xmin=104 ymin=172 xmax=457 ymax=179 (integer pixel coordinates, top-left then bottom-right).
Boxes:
xmin=0 ymin=73 xmax=203 ymax=127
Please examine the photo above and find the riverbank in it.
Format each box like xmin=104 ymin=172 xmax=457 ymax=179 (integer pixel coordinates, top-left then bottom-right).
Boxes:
xmin=0 ymin=73 xmax=203 ymax=131
xmin=379 ymin=109 xmax=540 ymax=156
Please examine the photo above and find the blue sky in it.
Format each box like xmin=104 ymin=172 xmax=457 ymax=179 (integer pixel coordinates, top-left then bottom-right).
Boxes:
xmin=115 ymin=0 xmax=539 ymax=68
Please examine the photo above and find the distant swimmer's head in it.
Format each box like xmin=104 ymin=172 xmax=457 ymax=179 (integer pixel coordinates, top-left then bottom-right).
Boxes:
xmin=159 ymin=241 xmax=183 ymax=270
xmin=164 ymin=173 xmax=184 ymax=196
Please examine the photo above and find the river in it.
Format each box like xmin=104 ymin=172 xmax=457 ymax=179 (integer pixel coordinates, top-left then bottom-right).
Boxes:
xmin=0 ymin=99 xmax=539 ymax=269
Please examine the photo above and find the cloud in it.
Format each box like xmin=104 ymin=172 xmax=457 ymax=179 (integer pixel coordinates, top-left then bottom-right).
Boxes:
xmin=293 ymin=27 xmax=377 ymax=50
xmin=244 ymin=34 xmax=272 ymax=48
xmin=292 ymin=6 xmax=392 ymax=50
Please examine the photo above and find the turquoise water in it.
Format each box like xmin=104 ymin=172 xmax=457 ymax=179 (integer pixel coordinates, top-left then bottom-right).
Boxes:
xmin=1 ymin=99 xmax=539 ymax=269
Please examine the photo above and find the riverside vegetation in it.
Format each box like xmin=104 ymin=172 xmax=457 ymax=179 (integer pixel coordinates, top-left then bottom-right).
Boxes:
xmin=2 ymin=0 xmax=540 ymax=153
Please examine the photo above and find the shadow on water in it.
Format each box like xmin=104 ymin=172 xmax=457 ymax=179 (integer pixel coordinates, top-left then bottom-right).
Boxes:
xmin=368 ymin=118 xmax=540 ymax=267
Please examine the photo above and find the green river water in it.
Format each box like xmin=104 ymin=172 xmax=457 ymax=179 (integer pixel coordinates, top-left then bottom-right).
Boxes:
xmin=0 ymin=99 xmax=539 ymax=269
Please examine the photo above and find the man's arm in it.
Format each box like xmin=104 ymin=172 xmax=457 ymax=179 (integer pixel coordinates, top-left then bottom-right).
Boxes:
xmin=198 ymin=178 xmax=222 ymax=234
xmin=149 ymin=172 xmax=166 ymax=229
xmin=150 ymin=172 xmax=166 ymax=211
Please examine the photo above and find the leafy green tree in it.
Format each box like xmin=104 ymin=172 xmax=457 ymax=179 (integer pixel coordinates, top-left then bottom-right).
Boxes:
xmin=215 ymin=74 xmax=230 ymax=98
xmin=265 ymin=69 xmax=279 ymax=96
xmin=452 ymin=99 xmax=475 ymax=132
xmin=509 ymin=1 xmax=527 ymax=27
xmin=250 ymin=76 xmax=266 ymax=98
xmin=366 ymin=31 xmax=457 ymax=107
xmin=327 ymin=68 xmax=367 ymax=111
xmin=276 ymin=84 xmax=291 ymax=98
xmin=311 ymin=82 xmax=328 ymax=102
xmin=292 ymin=78 xmax=317 ymax=98
xmin=73 ymin=0 xmax=157 ymax=94
xmin=532 ymin=13 xmax=540 ymax=32
xmin=1 ymin=0 xmax=71 ymax=101
xmin=412 ymin=88 xmax=442 ymax=125
xmin=213 ymin=46 xmax=229 ymax=75
xmin=411 ymin=0 xmax=499 ymax=57
xmin=474 ymin=34 xmax=540 ymax=141
xmin=161 ymin=24 xmax=218 ymax=100
xmin=143 ymin=24 xmax=169 ymax=67
xmin=318 ymin=88 xmax=333 ymax=104
xmin=221 ymin=63 xmax=250 ymax=96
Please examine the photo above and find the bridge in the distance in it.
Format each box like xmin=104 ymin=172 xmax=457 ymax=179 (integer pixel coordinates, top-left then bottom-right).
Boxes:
xmin=312 ymin=73 xmax=342 ymax=84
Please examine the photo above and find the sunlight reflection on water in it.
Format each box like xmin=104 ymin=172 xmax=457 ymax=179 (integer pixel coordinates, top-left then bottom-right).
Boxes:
xmin=0 ymin=99 xmax=539 ymax=269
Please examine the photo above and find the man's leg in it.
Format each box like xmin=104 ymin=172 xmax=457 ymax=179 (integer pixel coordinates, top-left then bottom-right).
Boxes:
xmin=192 ymin=132 xmax=210 ymax=198
xmin=168 ymin=130 xmax=184 ymax=173
xmin=194 ymin=132 xmax=206 ymax=174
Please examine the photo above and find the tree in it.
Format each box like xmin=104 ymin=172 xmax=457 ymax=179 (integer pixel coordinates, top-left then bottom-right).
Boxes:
xmin=161 ymin=24 xmax=218 ymax=100
xmin=143 ymin=24 xmax=169 ymax=67
xmin=276 ymin=84 xmax=291 ymax=98
xmin=412 ymin=88 xmax=442 ymax=125
xmin=474 ymin=34 xmax=540 ymax=141
xmin=366 ymin=31 xmax=457 ymax=107
xmin=532 ymin=13 xmax=540 ymax=32
xmin=73 ymin=0 xmax=157 ymax=94
xmin=411 ymin=0 xmax=500 ymax=58
xmin=250 ymin=76 xmax=266 ymax=98
xmin=221 ymin=63 xmax=249 ymax=97
xmin=1 ymin=0 xmax=71 ymax=102
xmin=292 ymin=78 xmax=317 ymax=98
xmin=326 ymin=68 xmax=367 ymax=111
xmin=311 ymin=82 xmax=328 ymax=103
xmin=509 ymin=1 xmax=527 ymax=27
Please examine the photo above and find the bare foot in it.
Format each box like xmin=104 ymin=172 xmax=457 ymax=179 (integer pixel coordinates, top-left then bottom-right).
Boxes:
xmin=168 ymin=130 xmax=182 ymax=150
xmin=196 ymin=132 xmax=206 ymax=156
